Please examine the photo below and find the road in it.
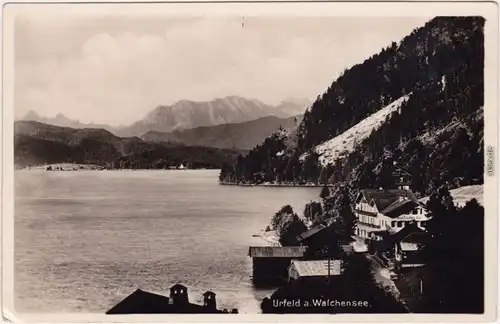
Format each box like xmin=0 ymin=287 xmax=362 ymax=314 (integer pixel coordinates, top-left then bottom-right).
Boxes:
xmin=364 ymin=253 xmax=410 ymax=311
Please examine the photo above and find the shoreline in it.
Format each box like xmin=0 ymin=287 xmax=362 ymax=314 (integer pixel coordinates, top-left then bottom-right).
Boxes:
xmin=252 ymin=229 xmax=280 ymax=246
xmin=219 ymin=182 xmax=334 ymax=188
xmin=18 ymin=168 xmax=219 ymax=172
xmin=16 ymin=163 xmax=220 ymax=172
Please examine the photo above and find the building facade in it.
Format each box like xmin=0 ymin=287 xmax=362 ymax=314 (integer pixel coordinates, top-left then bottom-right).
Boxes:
xmin=353 ymin=189 xmax=430 ymax=241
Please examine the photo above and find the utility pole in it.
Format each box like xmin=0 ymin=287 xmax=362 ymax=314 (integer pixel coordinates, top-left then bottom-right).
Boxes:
xmin=309 ymin=200 xmax=312 ymax=223
xmin=328 ymin=255 xmax=331 ymax=278
xmin=326 ymin=245 xmax=331 ymax=283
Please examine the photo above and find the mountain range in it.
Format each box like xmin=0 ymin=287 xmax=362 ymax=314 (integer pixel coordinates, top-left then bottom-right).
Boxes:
xmin=14 ymin=101 xmax=305 ymax=168
xmin=14 ymin=120 xmax=245 ymax=169
xmin=20 ymin=96 xmax=310 ymax=138
xmin=141 ymin=115 xmax=302 ymax=150
xmin=21 ymin=110 xmax=117 ymax=133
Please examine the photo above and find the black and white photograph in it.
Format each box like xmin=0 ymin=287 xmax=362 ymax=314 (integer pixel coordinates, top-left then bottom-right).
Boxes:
xmin=2 ymin=1 xmax=498 ymax=322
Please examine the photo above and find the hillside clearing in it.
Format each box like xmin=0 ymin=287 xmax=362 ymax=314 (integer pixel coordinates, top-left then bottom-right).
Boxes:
xmin=301 ymin=95 xmax=410 ymax=166
xmin=420 ymin=184 xmax=483 ymax=207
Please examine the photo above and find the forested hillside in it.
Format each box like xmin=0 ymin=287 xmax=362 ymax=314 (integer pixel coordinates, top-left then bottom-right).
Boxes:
xmin=14 ymin=121 xmax=243 ymax=169
xmin=141 ymin=115 xmax=301 ymax=150
xmin=220 ymin=16 xmax=484 ymax=197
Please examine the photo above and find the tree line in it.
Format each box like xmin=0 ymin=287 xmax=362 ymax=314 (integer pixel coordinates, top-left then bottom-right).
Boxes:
xmin=15 ymin=134 xmax=243 ymax=170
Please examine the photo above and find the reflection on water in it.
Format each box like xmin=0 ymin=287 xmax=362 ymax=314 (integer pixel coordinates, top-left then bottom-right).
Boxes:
xmin=14 ymin=170 xmax=320 ymax=313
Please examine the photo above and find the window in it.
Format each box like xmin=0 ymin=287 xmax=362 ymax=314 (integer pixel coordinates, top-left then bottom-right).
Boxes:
xmin=397 ymin=221 xmax=403 ymax=227
xmin=391 ymin=221 xmax=396 ymax=227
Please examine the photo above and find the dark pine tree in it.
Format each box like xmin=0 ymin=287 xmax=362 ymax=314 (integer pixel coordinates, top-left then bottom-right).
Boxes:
xmin=422 ymin=186 xmax=484 ymax=313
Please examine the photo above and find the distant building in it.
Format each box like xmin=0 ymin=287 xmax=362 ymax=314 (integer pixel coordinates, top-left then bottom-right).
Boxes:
xmin=353 ymin=189 xmax=430 ymax=241
xmin=392 ymin=166 xmax=412 ymax=190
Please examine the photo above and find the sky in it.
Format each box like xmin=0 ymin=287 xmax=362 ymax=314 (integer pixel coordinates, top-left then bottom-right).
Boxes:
xmin=15 ymin=16 xmax=431 ymax=126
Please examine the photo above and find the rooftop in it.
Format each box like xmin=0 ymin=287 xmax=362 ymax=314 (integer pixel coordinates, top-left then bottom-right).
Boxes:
xmin=400 ymin=242 xmax=420 ymax=251
xmin=106 ymin=287 xmax=232 ymax=314
xmin=296 ymin=224 xmax=327 ymax=242
xmin=106 ymin=289 xmax=171 ymax=314
xmin=388 ymin=223 xmax=429 ymax=244
xmin=359 ymin=189 xmax=421 ymax=212
xmin=382 ymin=199 xmax=424 ymax=218
xmin=289 ymin=260 xmax=343 ymax=278
xmin=248 ymin=246 xmax=307 ymax=258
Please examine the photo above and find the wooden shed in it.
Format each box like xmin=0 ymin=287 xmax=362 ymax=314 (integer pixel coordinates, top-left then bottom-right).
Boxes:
xmin=248 ymin=246 xmax=307 ymax=286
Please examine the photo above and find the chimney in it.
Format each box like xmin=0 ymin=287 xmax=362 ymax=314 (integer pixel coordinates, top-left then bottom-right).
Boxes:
xmin=170 ymin=284 xmax=189 ymax=306
xmin=203 ymin=291 xmax=217 ymax=311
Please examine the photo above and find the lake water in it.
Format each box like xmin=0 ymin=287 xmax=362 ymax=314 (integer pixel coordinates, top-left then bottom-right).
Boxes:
xmin=14 ymin=170 xmax=321 ymax=313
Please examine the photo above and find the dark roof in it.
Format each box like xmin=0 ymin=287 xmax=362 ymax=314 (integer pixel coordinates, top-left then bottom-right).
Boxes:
xmin=382 ymin=200 xmax=422 ymax=218
xmin=388 ymin=223 xmax=429 ymax=244
xmin=360 ymin=189 xmax=422 ymax=213
xmin=373 ymin=223 xmax=429 ymax=254
xmin=106 ymin=289 xmax=171 ymax=314
xmin=106 ymin=289 xmax=220 ymax=314
xmin=203 ymin=291 xmax=216 ymax=296
xmin=296 ymin=224 xmax=327 ymax=241
xmin=248 ymin=246 xmax=307 ymax=258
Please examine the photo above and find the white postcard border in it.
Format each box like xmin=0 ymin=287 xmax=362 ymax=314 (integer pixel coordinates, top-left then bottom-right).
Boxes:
xmin=2 ymin=1 xmax=499 ymax=323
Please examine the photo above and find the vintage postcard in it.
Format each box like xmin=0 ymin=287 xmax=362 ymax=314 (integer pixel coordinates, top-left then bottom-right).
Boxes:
xmin=1 ymin=1 xmax=499 ymax=323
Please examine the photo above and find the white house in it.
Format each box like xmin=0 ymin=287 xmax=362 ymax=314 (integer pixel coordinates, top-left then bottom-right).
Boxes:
xmin=353 ymin=189 xmax=430 ymax=241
